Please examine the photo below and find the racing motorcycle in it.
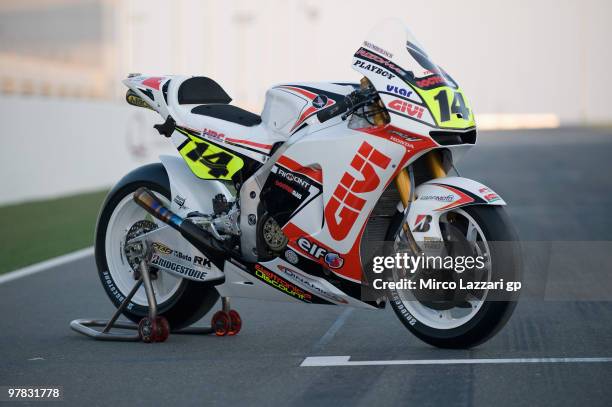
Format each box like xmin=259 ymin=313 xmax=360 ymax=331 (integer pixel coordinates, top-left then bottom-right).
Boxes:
xmin=96 ymin=20 xmax=520 ymax=348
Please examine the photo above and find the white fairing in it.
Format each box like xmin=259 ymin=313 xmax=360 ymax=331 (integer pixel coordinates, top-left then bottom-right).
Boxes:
xmin=261 ymin=83 xmax=355 ymax=135
xmin=261 ymin=87 xmax=306 ymax=134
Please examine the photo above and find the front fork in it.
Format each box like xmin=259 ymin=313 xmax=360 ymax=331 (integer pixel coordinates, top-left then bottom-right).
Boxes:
xmin=393 ymin=150 xmax=447 ymax=251
xmin=394 ymin=150 xmax=447 ymax=208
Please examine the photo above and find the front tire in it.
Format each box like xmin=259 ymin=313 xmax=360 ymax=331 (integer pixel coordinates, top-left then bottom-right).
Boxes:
xmin=386 ymin=205 xmax=521 ymax=348
xmin=95 ymin=164 xmax=219 ymax=330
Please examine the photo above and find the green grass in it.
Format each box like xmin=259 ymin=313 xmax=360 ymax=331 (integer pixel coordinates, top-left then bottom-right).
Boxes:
xmin=0 ymin=190 xmax=109 ymax=274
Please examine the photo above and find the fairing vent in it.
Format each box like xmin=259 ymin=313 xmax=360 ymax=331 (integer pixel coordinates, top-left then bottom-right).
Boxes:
xmin=430 ymin=129 xmax=477 ymax=146
xmin=360 ymin=183 xmax=400 ymax=269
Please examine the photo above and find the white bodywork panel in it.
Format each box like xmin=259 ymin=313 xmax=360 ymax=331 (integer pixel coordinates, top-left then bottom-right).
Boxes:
xmin=159 ymin=154 xmax=233 ymax=217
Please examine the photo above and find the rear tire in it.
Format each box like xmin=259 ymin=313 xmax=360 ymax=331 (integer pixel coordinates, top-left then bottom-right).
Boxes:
xmin=386 ymin=205 xmax=521 ymax=348
xmin=95 ymin=165 xmax=219 ymax=330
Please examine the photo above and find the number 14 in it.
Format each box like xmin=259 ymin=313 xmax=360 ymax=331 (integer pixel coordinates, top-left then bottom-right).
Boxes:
xmin=433 ymin=90 xmax=470 ymax=122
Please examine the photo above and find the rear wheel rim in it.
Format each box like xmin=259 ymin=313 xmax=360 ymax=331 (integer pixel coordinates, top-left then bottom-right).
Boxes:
xmin=392 ymin=208 xmax=492 ymax=330
xmin=104 ymin=192 xmax=182 ymax=306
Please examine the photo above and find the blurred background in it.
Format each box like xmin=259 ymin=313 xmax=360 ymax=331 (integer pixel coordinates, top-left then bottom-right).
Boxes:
xmin=0 ymin=0 xmax=611 ymax=271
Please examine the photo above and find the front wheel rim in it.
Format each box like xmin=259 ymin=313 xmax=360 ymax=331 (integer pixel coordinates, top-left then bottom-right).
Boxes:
xmin=391 ymin=208 xmax=492 ymax=330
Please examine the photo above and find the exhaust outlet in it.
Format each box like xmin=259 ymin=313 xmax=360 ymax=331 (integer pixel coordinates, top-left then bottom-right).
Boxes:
xmin=133 ymin=187 xmax=183 ymax=230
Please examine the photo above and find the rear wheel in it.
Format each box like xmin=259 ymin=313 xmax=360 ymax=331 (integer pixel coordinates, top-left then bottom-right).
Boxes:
xmin=386 ymin=205 xmax=521 ymax=348
xmin=95 ymin=167 xmax=219 ymax=330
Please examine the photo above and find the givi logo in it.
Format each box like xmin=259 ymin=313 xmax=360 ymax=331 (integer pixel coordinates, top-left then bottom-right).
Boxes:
xmin=324 ymin=142 xmax=391 ymax=240
xmin=388 ymin=99 xmax=425 ymax=119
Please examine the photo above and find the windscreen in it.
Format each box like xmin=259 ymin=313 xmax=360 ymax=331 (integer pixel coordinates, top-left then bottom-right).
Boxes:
xmin=353 ymin=19 xmax=475 ymax=130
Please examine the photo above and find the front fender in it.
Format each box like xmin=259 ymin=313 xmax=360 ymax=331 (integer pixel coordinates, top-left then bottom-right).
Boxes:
xmin=406 ymin=176 xmax=505 ymax=246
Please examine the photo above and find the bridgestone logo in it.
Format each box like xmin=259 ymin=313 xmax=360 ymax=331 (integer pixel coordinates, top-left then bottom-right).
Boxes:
xmin=150 ymin=254 xmax=207 ymax=280
xmin=419 ymin=194 xmax=454 ymax=202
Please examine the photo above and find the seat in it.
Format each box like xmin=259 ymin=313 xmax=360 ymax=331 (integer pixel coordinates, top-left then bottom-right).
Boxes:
xmin=178 ymin=77 xmax=232 ymax=104
xmin=178 ymin=76 xmax=261 ymax=127
xmin=191 ymin=104 xmax=262 ymax=127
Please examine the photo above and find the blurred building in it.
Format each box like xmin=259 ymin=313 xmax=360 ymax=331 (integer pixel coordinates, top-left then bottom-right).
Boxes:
xmin=1 ymin=0 xmax=611 ymax=124
xmin=0 ymin=0 xmax=611 ymax=205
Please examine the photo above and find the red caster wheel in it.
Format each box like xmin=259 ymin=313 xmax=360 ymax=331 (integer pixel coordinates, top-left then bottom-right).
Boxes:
xmin=227 ymin=310 xmax=242 ymax=336
xmin=138 ymin=316 xmax=170 ymax=343
xmin=154 ymin=316 xmax=170 ymax=342
xmin=211 ymin=311 xmax=230 ymax=336
xmin=138 ymin=317 xmax=157 ymax=343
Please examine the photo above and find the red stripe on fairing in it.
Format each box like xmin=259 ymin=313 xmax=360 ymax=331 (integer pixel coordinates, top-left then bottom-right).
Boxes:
xmin=431 ymin=184 xmax=475 ymax=211
xmin=281 ymin=86 xmax=319 ymax=100
xmin=225 ymin=138 xmax=272 ymax=151
xmin=277 ymin=155 xmax=323 ymax=183
xmin=291 ymin=106 xmax=317 ymax=131
xmin=142 ymin=77 xmax=164 ymax=90
xmin=278 ymin=85 xmax=339 ymax=131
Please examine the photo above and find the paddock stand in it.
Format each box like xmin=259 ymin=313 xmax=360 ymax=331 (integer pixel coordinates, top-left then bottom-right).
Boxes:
xmin=70 ymin=242 xmax=242 ymax=343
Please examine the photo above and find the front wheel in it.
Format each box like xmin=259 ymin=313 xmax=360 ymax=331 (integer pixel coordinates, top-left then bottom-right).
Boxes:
xmin=386 ymin=205 xmax=521 ymax=348
xmin=94 ymin=164 xmax=219 ymax=330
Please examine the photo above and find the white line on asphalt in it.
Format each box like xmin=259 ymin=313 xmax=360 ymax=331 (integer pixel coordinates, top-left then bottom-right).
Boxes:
xmin=313 ymin=308 xmax=354 ymax=351
xmin=0 ymin=246 xmax=94 ymax=285
xmin=300 ymin=356 xmax=612 ymax=367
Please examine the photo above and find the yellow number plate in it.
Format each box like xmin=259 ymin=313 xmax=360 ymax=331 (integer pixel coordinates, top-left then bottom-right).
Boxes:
xmin=178 ymin=134 xmax=244 ymax=180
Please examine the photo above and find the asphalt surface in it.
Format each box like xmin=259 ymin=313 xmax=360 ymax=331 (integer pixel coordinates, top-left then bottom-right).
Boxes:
xmin=1 ymin=127 xmax=612 ymax=406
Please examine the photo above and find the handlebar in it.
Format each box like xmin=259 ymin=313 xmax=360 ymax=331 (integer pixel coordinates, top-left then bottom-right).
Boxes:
xmin=316 ymin=88 xmax=378 ymax=123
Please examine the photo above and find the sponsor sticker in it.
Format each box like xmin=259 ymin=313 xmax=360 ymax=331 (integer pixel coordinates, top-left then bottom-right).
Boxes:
xmin=285 ymin=249 xmax=299 ymax=265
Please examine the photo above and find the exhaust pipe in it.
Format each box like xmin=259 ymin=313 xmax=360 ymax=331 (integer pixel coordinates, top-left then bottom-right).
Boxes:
xmin=133 ymin=187 xmax=184 ymax=230
xmin=133 ymin=187 xmax=227 ymax=260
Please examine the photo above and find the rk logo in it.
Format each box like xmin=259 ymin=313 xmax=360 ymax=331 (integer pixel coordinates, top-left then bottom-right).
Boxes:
xmin=324 ymin=142 xmax=391 ymax=240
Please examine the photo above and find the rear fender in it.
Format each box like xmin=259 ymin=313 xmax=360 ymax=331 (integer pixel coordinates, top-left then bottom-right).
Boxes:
xmin=406 ymin=176 xmax=505 ymax=247
xmin=159 ymin=155 xmax=234 ymax=217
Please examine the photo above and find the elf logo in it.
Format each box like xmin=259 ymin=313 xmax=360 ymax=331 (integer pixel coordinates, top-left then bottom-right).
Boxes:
xmin=297 ymin=237 xmax=344 ymax=269
xmin=412 ymin=215 xmax=432 ymax=233
xmin=388 ymin=99 xmax=424 ymax=119
xmin=324 ymin=141 xmax=391 ymax=241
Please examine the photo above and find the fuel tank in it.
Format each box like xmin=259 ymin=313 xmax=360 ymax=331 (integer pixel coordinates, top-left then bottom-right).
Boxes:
xmin=260 ymin=82 xmax=356 ymax=135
